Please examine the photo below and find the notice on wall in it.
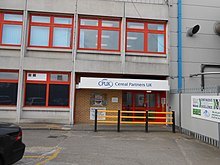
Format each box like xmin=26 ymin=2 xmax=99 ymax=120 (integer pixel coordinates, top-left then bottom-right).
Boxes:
xmin=191 ymin=96 xmax=220 ymax=123
xmin=90 ymin=107 xmax=106 ymax=120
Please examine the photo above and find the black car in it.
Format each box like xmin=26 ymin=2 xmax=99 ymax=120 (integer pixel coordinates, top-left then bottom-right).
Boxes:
xmin=0 ymin=123 xmax=25 ymax=165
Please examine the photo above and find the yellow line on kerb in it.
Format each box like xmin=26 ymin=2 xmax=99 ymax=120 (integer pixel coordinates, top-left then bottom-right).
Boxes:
xmin=35 ymin=147 xmax=62 ymax=165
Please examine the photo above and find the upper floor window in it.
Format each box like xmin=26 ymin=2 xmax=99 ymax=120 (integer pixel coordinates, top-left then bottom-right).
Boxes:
xmin=126 ymin=20 xmax=166 ymax=54
xmin=0 ymin=70 xmax=18 ymax=106
xmin=0 ymin=12 xmax=23 ymax=46
xmin=29 ymin=14 xmax=73 ymax=49
xmin=78 ymin=17 xmax=121 ymax=51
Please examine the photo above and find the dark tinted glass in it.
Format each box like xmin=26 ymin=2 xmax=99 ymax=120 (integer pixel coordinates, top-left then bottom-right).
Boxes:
xmin=0 ymin=83 xmax=17 ymax=105
xmin=48 ymin=84 xmax=69 ymax=106
xmin=25 ymin=84 xmax=46 ymax=106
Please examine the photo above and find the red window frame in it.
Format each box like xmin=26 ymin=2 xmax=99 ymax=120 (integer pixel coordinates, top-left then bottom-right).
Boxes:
xmin=0 ymin=70 xmax=19 ymax=107
xmin=78 ymin=16 xmax=121 ymax=52
xmin=126 ymin=19 xmax=166 ymax=54
xmin=0 ymin=12 xmax=23 ymax=46
xmin=28 ymin=14 xmax=74 ymax=49
xmin=24 ymin=71 xmax=71 ymax=108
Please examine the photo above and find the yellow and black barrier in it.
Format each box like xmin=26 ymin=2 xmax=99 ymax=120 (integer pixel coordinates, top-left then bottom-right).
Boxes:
xmin=94 ymin=109 xmax=175 ymax=133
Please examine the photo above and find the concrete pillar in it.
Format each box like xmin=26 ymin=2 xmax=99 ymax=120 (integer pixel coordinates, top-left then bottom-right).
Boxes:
xmin=69 ymin=1 xmax=79 ymax=125
xmin=16 ymin=0 xmax=28 ymax=123
xmin=121 ymin=2 xmax=126 ymax=74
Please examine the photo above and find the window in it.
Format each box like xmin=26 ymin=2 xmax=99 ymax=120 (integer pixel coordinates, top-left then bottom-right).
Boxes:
xmin=29 ymin=14 xmax=73 ymax=48
xmin=78 ymin=17 xmax=121 ymax=51
xmin=0 ymin=12 xmax=23 ymax=46
xmin=0 ymin=71 xmax=18 ymax=106
xmin=25 ymin=72 xmax=70 ymax=107
xmin=126 ymin=20 xmax=166 ymax=54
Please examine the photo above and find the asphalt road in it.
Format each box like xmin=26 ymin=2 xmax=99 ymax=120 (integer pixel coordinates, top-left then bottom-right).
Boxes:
xmin=15 ymin=127 xmax=220 ymax=165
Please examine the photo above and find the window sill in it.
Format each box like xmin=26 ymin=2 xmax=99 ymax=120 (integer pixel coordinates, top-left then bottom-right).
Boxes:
xmin=77 ymin=49 xmax=121 ymax=55
xmin=27 ymin=47 xmax=72 ymax=53
xmin=22 ymin=107 xmax=70 ymax=112
xmin=126 ymin=52 xmax=167 ymax=58
xmin=0 ymin=106 xmax=16 ymax=111
xmin=0 ymin=46 xmax=21 ymax=50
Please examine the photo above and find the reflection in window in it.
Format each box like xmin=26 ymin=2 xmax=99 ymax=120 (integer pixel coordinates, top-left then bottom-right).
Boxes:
xmin=127 ymin=22 xmax=144 ymax=29
xmin=53 ymin=27 xmax=71 ymax=47
xmin=148 ymin=24 xmax=164 ymax=30
xmin=148 ymin=33 xmax=164 ymax=53
xmin=2 ymin=25 xmax=22 ymax=45
xmin=147 ymin=94 xmax=156 ymax=108
xmin=50 ymin=74 xmax=69 ymax=82
xmin=80 ymin=19 xmax=98 ymax=26
xmin=4 ymin=14 xmax=23 ymax=21
xmin=25 ymin=84 xmax=46 ymax=106
xmin=0 ymin=83 xmax=18 ymax=105
xmin=79 ymin=17 xmax=120 ymax=51
xmin=54 ymin=17 xmax=72 ymax=24
xmin=135 ymin=94 xmax=144 ymax=107
xmin=127 ymin=32 xmax=144 ymax=51
xmin=32 ymin=16 xmax=50 ymax=23
xmin=0 ymin=72 xmax=18 ymax=80
xmin=122 ymin=92 xmax=132 ymax=107
xmin=79 ymin=29 xmax=98 ymax=48
xmin=30 ymin=26 xmax=49 ymax=46
xmin=29 ymin=14 xmax=73 ymax=48
xmin=102 ymin=20 xmax=119 ymax=27
xmin=101 ymin=30 xmax=119 ymax=50
xmin=49 ymin=85 xmax=69 ymax=106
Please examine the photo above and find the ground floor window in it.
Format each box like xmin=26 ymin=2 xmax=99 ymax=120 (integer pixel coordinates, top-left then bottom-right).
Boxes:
xmin=0 ymin=71 xmax=18 ymax=106
xmin=24 ymin=72 xmax=70 ymax=107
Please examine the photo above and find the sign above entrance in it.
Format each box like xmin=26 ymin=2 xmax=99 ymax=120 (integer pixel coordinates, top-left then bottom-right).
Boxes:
xmin=78 ymin=77 xmax=169 ymax=91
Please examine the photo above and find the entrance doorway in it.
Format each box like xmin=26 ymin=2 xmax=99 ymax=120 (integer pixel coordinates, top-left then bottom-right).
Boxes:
xmin=122 ymin=91 xmax=166 ymax=122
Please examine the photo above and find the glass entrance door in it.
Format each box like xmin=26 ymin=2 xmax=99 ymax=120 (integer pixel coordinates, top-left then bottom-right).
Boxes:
xmin=122 ymin=91 xmax=166 ymax=122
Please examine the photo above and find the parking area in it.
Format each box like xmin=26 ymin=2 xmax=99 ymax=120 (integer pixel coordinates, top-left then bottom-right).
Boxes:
xmin=15 ymin=126 xmax=220 ymax=165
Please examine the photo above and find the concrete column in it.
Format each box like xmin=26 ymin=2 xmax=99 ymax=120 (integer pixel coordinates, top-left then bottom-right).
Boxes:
xmin=121 ymin=2 xmax=126 ymax=74
xmin=69 ymin=0 xmax=79 ymax=125
xmin=16 ymin=0 xmax=28 ymax=123
xmin=218 ymin=123 xmax=220 ymax=149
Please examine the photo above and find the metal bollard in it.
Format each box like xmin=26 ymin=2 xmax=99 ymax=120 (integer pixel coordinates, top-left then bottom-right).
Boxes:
xmin=117 ymin=110 xmax=120 ymax=132
xmin=145 ymin=110 xmax=148 ymax=132
xmin=172 ymin=111 xmax=175 ymax=133
xmin=94 ymin=109 xmax=97 ymax=132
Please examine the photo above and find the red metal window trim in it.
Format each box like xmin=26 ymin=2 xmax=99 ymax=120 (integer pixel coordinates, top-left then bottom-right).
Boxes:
xmin=126 ymin=20 xmax=167 ymax=54
xmin=0 ymin=70 xmax=19 ymax=107
xmin=24 ymin=71 xmax=71 ymax=108
xmin=28 ymin=14 xmax=74 ymax=49
xmin=0 ymin=12 xmax=23 ymax=47
xmin=78 ymin=17 xmax=121 ymax=52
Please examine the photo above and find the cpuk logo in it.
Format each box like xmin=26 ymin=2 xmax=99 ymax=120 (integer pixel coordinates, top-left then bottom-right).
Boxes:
xmin=98 ymin=79 xmax=113 ymax=88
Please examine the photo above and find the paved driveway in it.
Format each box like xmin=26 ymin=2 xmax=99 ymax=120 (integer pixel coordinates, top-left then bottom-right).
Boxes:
xmin=16 ymin=126 xmax=220 ymax=165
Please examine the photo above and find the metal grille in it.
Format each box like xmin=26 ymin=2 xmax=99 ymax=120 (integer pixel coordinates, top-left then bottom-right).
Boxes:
xmin=170 ymin=86 xmax=219 ymax=94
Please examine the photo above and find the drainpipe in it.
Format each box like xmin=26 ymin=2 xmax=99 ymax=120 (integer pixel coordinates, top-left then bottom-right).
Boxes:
xmin=178 ymin=0 xmax=182 ymax=93
xmin=178 ymin=0 xmax=182 ymax=132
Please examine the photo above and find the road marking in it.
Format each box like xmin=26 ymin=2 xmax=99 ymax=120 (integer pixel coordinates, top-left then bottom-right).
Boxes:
xmin=23 ymin=156 xmax=50 ymax=159
xmin=23 ymin=147 xmax=62 ymax=165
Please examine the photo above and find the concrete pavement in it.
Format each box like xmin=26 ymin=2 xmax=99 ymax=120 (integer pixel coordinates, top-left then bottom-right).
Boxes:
xmin=15 ymin=125 xmax=220 ymax=165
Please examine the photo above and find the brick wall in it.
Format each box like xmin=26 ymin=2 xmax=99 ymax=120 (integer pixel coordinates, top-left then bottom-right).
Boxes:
xmin=75 ymin=89 xmax=122 ymax=124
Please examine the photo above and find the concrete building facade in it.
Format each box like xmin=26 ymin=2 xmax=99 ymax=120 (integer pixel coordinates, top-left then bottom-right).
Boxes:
xmin=0 ymin=0 xmax=220 ymax=147
xmin=169 ymin=0 xmax=220 ymax=147
xmin=0 ymin=0 xmax=170 ymax=124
